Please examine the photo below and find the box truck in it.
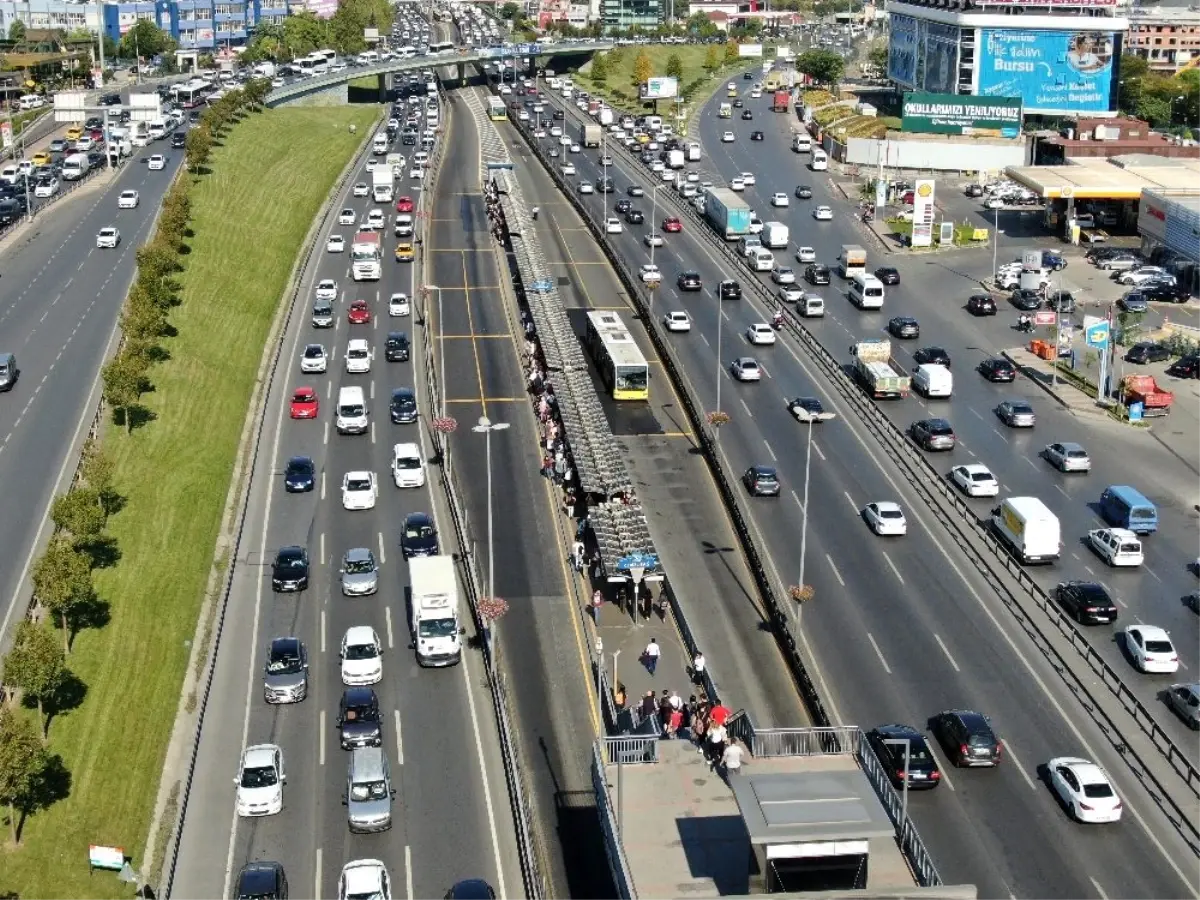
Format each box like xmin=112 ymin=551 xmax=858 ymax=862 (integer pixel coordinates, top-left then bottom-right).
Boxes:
xmin=704 ymin=187 xmax=752 ymax=240
xmin=762 ymin=221 xmax=789 ymax=249
xmin=850 ymin=339 xmax=910 ymax=399
xmin=991 ymin=497 xmax=1061 ymax=564
xmin=408 ymin=555 xmax=464 ymax=667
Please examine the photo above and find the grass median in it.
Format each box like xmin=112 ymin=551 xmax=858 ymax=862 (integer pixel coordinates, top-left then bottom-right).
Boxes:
xmin=1 ymin=105 xmax=377 ymax=898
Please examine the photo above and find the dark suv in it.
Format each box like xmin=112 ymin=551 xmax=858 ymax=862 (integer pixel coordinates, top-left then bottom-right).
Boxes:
xmin=931 ymin=709 xmax=1003 ymax=767
xmin=171 ymin=131 xmax=187 ymax=148
xmin=386 ymin=331 xmax=411 ymax=362
xmin=1055 ymin=580 xmax=1119 ymax=625
xmin=677 ymin=271 xmax=702 ymax=291
xmin=719 ymin=280 xmax=742 ymax=300
xmin=234 ymin=861 xmax=288 ymax=899
xmin=866 ymin=724 xmax=942 ymax=789
xmin=390 ymin=387 xmax=418 ymax=423
xmin=805 ymin=264 xmax=831 ymax=285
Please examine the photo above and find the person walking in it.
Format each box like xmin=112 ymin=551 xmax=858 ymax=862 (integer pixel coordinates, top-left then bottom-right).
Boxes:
xmin=707 ymin=721 xmax=728 ymax=768
xmin=642 ymin=638 xmax=661 ymax=675
xmin=691 ymin=650 xmax=706 ymax=688
xmin=720 ymin=741 xmax=744 ymax=780
xmin=572 ymin=538 xmax=586 ymax=571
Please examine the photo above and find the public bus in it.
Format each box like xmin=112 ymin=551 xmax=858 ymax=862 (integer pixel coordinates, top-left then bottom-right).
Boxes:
xmin=584 ymin=310 xmax=649 ymax=401
xmin=427 ymin=41 xmax=455 ymax=55
xmin=171 ymin=78 xmax=216 ymax=109
xmin=486 ymin=96 xmax=508 ymax=121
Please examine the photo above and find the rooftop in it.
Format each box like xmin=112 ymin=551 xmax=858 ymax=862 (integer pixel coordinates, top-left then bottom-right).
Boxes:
xmin=1006 ymin=156 xmax=1200 ymax=199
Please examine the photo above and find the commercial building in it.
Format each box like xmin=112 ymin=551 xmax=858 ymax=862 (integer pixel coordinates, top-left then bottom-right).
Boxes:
xmin=0 ymin=0 xmax=101 ymax=34
xmin=599 ymin=0 xmax=660 ymax=31
xmin=886 ymin=0 xmax=1129 ymax=118
xmin=1137 ymin=189 xmax=1200 ymax=294
xmin=101 ymin=0 xmax=274 ymax=49
xmin=1033 ymin=115 xmax=1200 ymax=163
xmin=1125 ymin=0 xmax=1200 ymax=73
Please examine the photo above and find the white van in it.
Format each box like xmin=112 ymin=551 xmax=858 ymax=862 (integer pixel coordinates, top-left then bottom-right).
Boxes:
xmin=372 ymin=133 xmax=389 ymax=155
xmin=791 ymin=132 xmax=812 ymax=153
xmin=0 ymin=165 xmax=19 ymax=185
xmin=810 ymin=148 xmax=828 ymax=171
xmin=848 ymin=273 xmax=885 ymax=309
xmin=336 ymin=386 xmax=369 ymax=435
xmin=991 ymin=496 xmax=1061 ymax=564
xmin=800 ymin=295 xmax=825 ymax=317
xmin=748 ymin=247 xmax=776 ymax=272
xmin=61 ymin=152 xmax=90 ymax=181
xmin=147 ymin=120 xmax=168 ymax=141
xmin=913 ymin=363 xmax=952 ymax=398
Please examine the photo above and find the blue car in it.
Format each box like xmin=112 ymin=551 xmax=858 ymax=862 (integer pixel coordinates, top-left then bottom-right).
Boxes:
xmin=283 ymin=456 xmax=315 ymax=493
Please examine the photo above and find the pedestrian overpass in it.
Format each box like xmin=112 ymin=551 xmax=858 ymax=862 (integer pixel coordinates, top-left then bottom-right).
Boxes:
xmin=265 ymin=41 xmax=614 ymax=107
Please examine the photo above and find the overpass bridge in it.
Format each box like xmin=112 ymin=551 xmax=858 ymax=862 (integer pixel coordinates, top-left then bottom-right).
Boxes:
xmin=264 ymin=41 xmax=614 ymax=107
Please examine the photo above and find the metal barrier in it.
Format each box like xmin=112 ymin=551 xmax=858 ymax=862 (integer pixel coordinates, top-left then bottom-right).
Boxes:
xmin=750 ymin=725 xmax=861 ymax=758
xmin=592 ymin=743 xmax=638 ymax=899
xmin=857 ymin=739 xmax=944 ymax=888
xmin=601 ymin=735 xmax=661 ymax=765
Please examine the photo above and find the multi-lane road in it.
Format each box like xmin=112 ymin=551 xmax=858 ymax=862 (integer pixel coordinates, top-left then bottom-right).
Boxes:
xmin=523 ymin=81 xmax=1199 ymax=898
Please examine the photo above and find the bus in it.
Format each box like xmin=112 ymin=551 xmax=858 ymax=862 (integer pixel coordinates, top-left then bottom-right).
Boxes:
xmin=171 ymin=78 xmax=215 ymax=109
xmin=584 ymin=310 xmax=649 ymax=401
xmin=486 ymin=97 xmax=508 ymax=121
xmin=428 ymin=41 xmax=455 ymax=55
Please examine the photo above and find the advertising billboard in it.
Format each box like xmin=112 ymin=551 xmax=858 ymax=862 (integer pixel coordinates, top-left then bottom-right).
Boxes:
xmin=911 ymin=179 xmax=936 ymax=248
xmin=738 ymin=43 xmax=763 ymax=58
xmin=640 ymin=76 xmax=678 ymax=100
xmin=902 ymin=92 xmax=1023 ymax=137
xmin=888 ymin=13 xmax=918 ymax=87
xmin=978 ymin=28 xmax=1117 ymax=114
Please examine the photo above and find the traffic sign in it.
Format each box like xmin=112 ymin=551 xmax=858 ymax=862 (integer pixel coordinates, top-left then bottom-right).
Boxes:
xmin=1085 ymin=320 xmax=1110 ymax=348
xmin=616 ymin=553 xmax=659 ymax=572
xmin=1033 ymin=310 xmax=1057 ymax=326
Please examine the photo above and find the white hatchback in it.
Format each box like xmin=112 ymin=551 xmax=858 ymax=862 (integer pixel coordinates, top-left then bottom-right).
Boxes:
xmin=340 ymin=625 xmax=383 ymax=685
xmin=771 ymin=192 xmax=789 ymax=207
xmin=345 ymin=338 xmax=372 ymax=373
xmin=300 ymin=344 xmax=328 ymax=374
xmin=316 ymin=279 xmax=338 ymax=302
xmin=235 ymin=744 xmax=285 ymax=817
xmin=388 ymin=293 xmax=410 ymax=317
xmin=353 ymin=182 xmax=370 ymax=197
xmin=722 ymin=131 xmax=735 ymax=143
xmin=327 ymin=234 xmax=345 ymax=253
xmin=118 ymin=190 xmax=140 ymax=209
xmin=342 ymin=472 xmax=378 ymax=510
xmin=391 ymin=442 xmax=426 ymax=488
xmin=863 ymin=501 xmax=907 ymax=536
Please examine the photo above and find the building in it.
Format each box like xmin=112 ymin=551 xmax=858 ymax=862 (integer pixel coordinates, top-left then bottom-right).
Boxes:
xmin=1033 ymin=115 xmax=1200 ymax=163
xmin=0 ymin=0 xmax=101 ymax=34
xmin=1137 ymin=188 xmax=1200 ymax=293
xmin=886 ymin=0 xmax=1130 ymax=118
xmin=103 ymin=0 xmax=271 ymax=49
xmin=599 ymin=0 xmax=660 ymax=31
xmin=1125 ymin=0 xmax=1200 ymax=73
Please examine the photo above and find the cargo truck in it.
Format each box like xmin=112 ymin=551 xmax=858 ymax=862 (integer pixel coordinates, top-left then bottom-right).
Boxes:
xmin=386 ymin=152 xmax=405 ymax=180
xmin=372 ymin=167 xmax=393 ymax=204
xmin=1122 ymin=374 xmax=1173 ymax=416
xmin=704 ymin=187 xmax=752 ymax=240
xmin=838 ymin=244 xmax=867 ymax=278
xmin=351 ymin=232 xmax=382 ymax=281
xmin=772 ymin=89 xmax=790 ymax=113
xmin=990 ymin=496 xmax=1061 ymax=564
xmin=850 ymin=339 xmax=910 ymax=399
xmin=762 ymin=221 xmax=789 ymax=249
xmin=580 ymin=122 xmax=602 ymax=147
xmin=407 ymin=555 xmax=464 ymax=667
xmin=686 ymin=141 xmax=701 ymax=161
xmin=667 ymin=148 xmax=685 ymax=169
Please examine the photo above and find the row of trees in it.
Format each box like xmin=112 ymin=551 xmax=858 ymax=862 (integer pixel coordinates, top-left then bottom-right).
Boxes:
xmin=1117 ymin=54 xmax=1198 ymax=131
xmin=242 ymin=0 xmax=394 ymax=64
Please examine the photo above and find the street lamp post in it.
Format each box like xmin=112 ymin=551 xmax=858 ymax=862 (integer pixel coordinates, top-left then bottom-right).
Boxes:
xmin=991 ymin=206 xmax=1001 ymax=283
xmin=472 ymin=416 xmax=510 ymax=645
xmin=716 ymin=281 xmax=724 ymax=419
xmin=883 ymin=737 xmax=912 ymax=828
xmin=796 ymin=411 xmax=834 ymax=629
xmin=426 ymin=284 xmax=447 ymax=418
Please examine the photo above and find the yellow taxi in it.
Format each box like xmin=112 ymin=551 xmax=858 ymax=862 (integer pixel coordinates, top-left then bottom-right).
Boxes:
xmin=395 ymin=242 xmax=414 ymax=262
xmin=64 ymin=126 xmax=83 ymax=142
xmin=634 ymin=133 xmax=651 ymax=145
xmin=30 ymin=151 xmax=51 ymax=166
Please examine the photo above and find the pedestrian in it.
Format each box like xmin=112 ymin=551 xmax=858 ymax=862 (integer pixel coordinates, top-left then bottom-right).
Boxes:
xmin=668 ymin=689 xmax=683 ymax=711
xmin=666 ymin=706 xmax=684 ymax=739
xmin=614 ymin=683 xmax=627 ymax=710
xmin=638 ymin=690 xmax=656 ymax=719
xmin=572 ymin=538 xmax=586 ymax=571
xmin=720 ymin=741 xmax=744 ymax=779
xmin=642 ymin=637 xmax=661 ymax=675
xmin=540 ymin=454 xmax=553 ymax=478
xmin=591 ymin=589 xmax=603 ymax=620
xmin=707 ymin=721 xmax=728 ymax=767
xmin=691 ymin=650 xmax=706 ymax=688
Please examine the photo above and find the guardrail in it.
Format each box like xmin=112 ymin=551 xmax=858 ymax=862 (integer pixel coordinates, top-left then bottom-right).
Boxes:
xmin=0 ymin=158 xmax=114 ymax=243
xmin=751 ymin=725 xmax=861 ymax=758
xmin=601 ymin=735 xmax=661 ymax=765
xmin=591 ymin=742 xmax=638 ymax=899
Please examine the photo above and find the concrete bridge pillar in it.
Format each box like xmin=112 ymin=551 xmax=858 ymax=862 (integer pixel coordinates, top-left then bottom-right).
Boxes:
xmin=378 ymin=73 xmax=388 ymax=103
xmin=457 ymin=62 xmax=466 ymax=86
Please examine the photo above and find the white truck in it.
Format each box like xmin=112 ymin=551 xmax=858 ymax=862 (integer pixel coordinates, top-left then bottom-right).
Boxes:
xmin=408 ymin=555 xmax=464 ymax=667
xmin=350 ymin=232 xmax=382 ymax=281
xmin=686 ymin=141 xmax=702 ymax=162
xmin=61 ymin=152 xmax=91 ymax=181
xmin=386 ymin=152 xmax=405 ymax=180
xmin=598 ymin=107 xmax=614 ymax=126
xmin=762 ymin=221 xmax=789 ymax=249
xmin=666 ymin=148 xmax=685 ymax=169
xmin=991 ymin=496 xmax=1061 ymax=564
xmin=372 ymin=167 xmax=393 ymax=203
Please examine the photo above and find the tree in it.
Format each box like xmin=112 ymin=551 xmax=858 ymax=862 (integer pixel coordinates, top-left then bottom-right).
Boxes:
xmin=121 ymin=298 xmax=168 ymax=347
xmin=797 ymin=49 xmax=845 ymax=87
xmin=2 ymin=622 xmax=68 ymax=738
xmin=101 ymin=349 xmax=148 ymax=433
xmin=724 ymin=40 xmax=740 ymax=64
xmin=79 ymin=439 xmax=119 ymax=517
xmin=591 ymin=53 xmax=608 ymax=84
xmin=704 ymin=44 xmax=721 ymax=72
xmin=243 ymin=77 xmax=271 ymax=109
xmin=186 ymin=125 xmax=213 ymax=172
xmin=7 ymin=20 xmax=25 ymax=44
xmin=31 ymin=537 xmax=93 ymax=652
xmin=499 ymin=2 xmax=520 ymax=19
xmin=281 ymin=11 xmax=325 ymax=60
xmin=633 ymin=49 xmax=653 ymax=87
xmin=0 ymin=706 xmax=47 ymax=843
xmin=666 ymin=53 xmax=684 ymax=82
xmin=118 ymin=20 xmax=176 ymax=61
xmin=867 ymin=44 xmax=888 ymax=73
xmin=136 ymin=241 xmax=179 ymax=283
xmin=50 ymin=487 xmax=106 ymax=542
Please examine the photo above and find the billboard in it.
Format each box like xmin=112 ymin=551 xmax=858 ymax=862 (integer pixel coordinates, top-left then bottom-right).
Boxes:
xmin=911 ymin=179 xmax=935 ymax=248
xmin=738 ymin=43 xmax=763 ymax=57
xmin=978 ymin=28 xmax=1117 ymax=114
xmin=302 ymin=0 xmax=337 ymax=18
xmin=640 ymin=76 xmax=678 ymax=100
xmin=888 ymin=13 xmax=918 ymax=86
xmin=902 ymin=92 xmax=1023 ymax=137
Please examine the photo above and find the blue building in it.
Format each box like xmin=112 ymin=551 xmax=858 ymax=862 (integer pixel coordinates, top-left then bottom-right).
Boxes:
xmin=102 ymin=0 xmax=296 ymax=50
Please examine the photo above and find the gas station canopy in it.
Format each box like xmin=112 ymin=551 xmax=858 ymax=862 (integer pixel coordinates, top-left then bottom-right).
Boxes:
xmin=1004 ymin=155 xmax=1200 ymax=201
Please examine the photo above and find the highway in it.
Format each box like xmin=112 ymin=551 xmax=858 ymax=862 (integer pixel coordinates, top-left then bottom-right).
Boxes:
xmin=518 ymin=84 xmax=1199 ymax=898
xmin=169 ymin=107 xmax=519 ymax=899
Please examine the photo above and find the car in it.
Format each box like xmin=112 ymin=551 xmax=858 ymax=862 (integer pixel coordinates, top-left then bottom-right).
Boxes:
xmin=794 ymin=247 xmax=816 ymax=264
xmin=338 ymin=858 xmax=393 ymax=900
xmin=271 ymin=545 xmax=309 ymax=592
xmin=353 ymin=182 xmax=370 ymax=197
xmin=337 ymin=687 xmax=383 ymax=748
xmin=171 ymin=131 xmax=187 ymax=149
xmin=327 ymin=234 xmax=345 ymax=253
xmin=866 ymin=725 xmax=942 ymax=790
xmin=570 ymin=143 xmax=581 ymax=153
xmin=1055 ymin=580 xmax=1119 ymax=625
xmin=235 ymin=744 xmax=285 ymax=817
xmin=663 ymin=311 xmax=691 ymax=332
xmin=741 ymin=109 xmax=754 ymax=121
xmin=1139 ymin=282 xmax=1191 ymax=303
xmin=300 ymin=344 xmax=328 ymax=374
xmin=386 ymin=293 xmax=411 ymax=318
xmin=863 ymin=501 xmax=907 ymax=536
xmin=1046 ymin=291 xmax=1076 ymax=314
xmin=342 ymin=472 xmax=378 ymax=511
xmin=626 ymin=184 xmax=646 ymax=197
xmin=728 ymin=176 xmax=745 ymax=192
xmin=1096 ymin=252 xmax=1141 ymax=271
xmin=1123 ymin=624 xmax=1179 ymax=674
xmin=390 ymin=386 xmax=418 ymax=424
xmin=348 ymin=300 xmax=372 ymax=325
xmin=745 ymin=323 xmax=777 ymax=346
xmin=147 ymin=154 xmax=166 ymax=170
xmin=777 ymin=285 xmax=805 ymax=304
xmin=391 ymin=441 xmax=425 ymax=488
xmin=1167 ymin=354 xmax=1200 ymax=379
xmin=805 ymin=264 xmax=831 ymax=285
xmin=29 ymin=150 xmax=50 ymax=166
xmin=32 ymin=177 xmax=58 ymax=198
xmin=967 ymin=294 xmax=997 ymax=316
xmin=730 ymin=357 xmax=761 ymax=381
xmin=909 ymin=417 xmax=956 ymax=451
xmin=117 ymin=189 xmax=139 ymax=209
xmin=949 ymin=464 xmax=999 ymax=498
xmin=95 ymin=226 xmax=120 ymax=249
xmin=345 ymin=338 xmax=373 ymax=373
xmin=1048 ymin=758 xmax=1122 ymax=824
xmin=625 ymin=209 xmax=645 ymax=224
xmin=1010 ymin=289 xmax=1042 ymax=311
xmin=263 ymin=637 xmax=308 ymax=704
xmin=400 ymin=511 xmax=439 ymax=558
xmin=794 ymin=185 xmax=813 ymax=199
xmin=365 ymin=209 xmax=386 ymax=230
xmin=409 ymin=166 xmax=425 ymax=180
xmin=1042 ymin=441 xmax=1090 ymax=473
xmin=316 ymin=279 xmax=338 ymax=302
xmin=395 ymin=195 xmax=414 ymax=213
xmin=995 ymin=399 xmax=1035 ymax=427
xmin=1118 ymin=265 xmax=1173 ymax=286
xmin=743 ymin=465 xmax=780 ymax=496
xmin=578 ymin=180 xmax=594 ymax=195
xmin=771 ymin=266 xmax=796 ymax=285
xmin=662 ymin=216 xmax=682 ymax=233
xmin=671 ymin=270 xmax=700 ymax=291
xmin=283 ymin=455 xmax=316 ymax=492
xmin=339 ymin=209 xmax=357 ymax=226
xmin=1164 ymin=683 xmax=1200 ymax=730
xmin=1087 ymin=527 xmax=1144 ymax=567
xmin=913 ymin=346 xmax=950 ymax=368
xmin=614 ymin=199 xmax=633 ymax=215
xmin=722 ymin=131 xmax=735 ymax=143
xmin=289 ymin=386 xmax=320 ymax=419
xmin=931 ymin=709 xmax=1002 ymax=767
xmin=750 ymin=130 xmax=764 ymax=141
xmin=812 ymin=205 xmax=833 ymax=221
xmin=719 ymin=280 xmax=742 ymax=301
xmin=874 ymin=267 xmax=900 ymax=286
xmin=340 ymin=547 xmax=379 ymax=597
xmin=643 ymin=233 xmax=665 ymax=248
xmin=1118 ymin=292 xmax=1149 ymax=313
xmin=234 ymin=861 xmax=288 ymax=899
xmin=604 ymin=217 xmax=624 ymax=234
xmin=640 ymin=264 xmax=662 ymax=284
xmin=770 ymin=192 xmax=789 ymax=208
xmin=888 ymin=316 xmax=920 ymax=339
xmin=978 ymin=357 xmax=1016 ymax=382
xmin=561 ymin=162 xmax=576 ymax=176
xmin=1125 ymin=341 xmax=1171 ymax=365
xmin=340 ymin=625 xmax=384 ymax=686
xmin=788 ymin=397 xmax=831 ymax=423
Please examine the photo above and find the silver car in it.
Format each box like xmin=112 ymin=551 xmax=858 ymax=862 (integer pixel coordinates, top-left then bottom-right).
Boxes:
xmin=263 ymin=637 xmax=308 ymax=704
xmin=1164 ymin=683 xmax=1199 ymax=730
xmin=996 ymin=400 xmax=1036 ymax=428
xmin=340 ymin=547 xmax=379 ymax=596
xmin=1043 ymin=441 xmax=1091 ymax=473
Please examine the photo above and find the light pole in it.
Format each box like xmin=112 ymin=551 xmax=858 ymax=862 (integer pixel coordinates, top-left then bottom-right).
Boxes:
xmin=426 ymin=284 xmax=446 ymax=418
xmin=716 ymin=280 xmax=724 ymax=419
xmin=883 ymin=737 xmax=912 ymax=828
xmin=990 ymin=206 xmax=1001 ymax=282
xmin=796 ymin=411 xmax=834 ymax=629
xmin=472 ymin=416 xmax=510 ymax=642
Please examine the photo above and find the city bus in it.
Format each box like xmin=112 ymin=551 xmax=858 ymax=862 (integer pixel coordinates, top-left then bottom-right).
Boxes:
xmin=428 ymin=41 xmax=455 ymax=55
xmin=486 ymin=96 xmax=508 ymax=121
xmin=584 ymin=310 xmax=649 ymax=401
xmin=171 ymin=78 xmax=216 ymax=108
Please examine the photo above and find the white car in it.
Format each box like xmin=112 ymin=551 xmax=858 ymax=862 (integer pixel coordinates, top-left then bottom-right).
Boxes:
xmin=730 ymin=357 xmax=761 ymax=381
xmin=353 ymin=182 xmax=370 ymax=197
xmin=578 ymin=181 xmax=594 ymax=194
xmin=777 ymin=285 xmax=804 ymax=304
xmin=366 ymin=209 xmax=386 ymax=230
xmin=147 ymin=154 xmax=166 ymax=170
xmin=1043 ymin=441 xmax=1091 ymax=473
xmin=813 ymin=206 xmax=834 ymax=220
xmin=550 ymin=126 xmax=563 ymax=137
xmin=33 ymin=178 xmax=58 ymax=198
xmin=345 ymin=338 xmax=372 ymax=373
xmin=340 ymin=625 xmax=384 ymax=685
xmin=391 ymin=442 xmax=426 ymax=488
xmin=365 ymin=159 xmax=378 ymax=173
xmin=559 ymin=134 xmax=572 ymax=146
xmin=95 ymin=226 xmax=120 ymax=249
xmin=985 ymin=195 xmax=1005 ymax=210
xmin=561 ymin=162 xmax=576 ymax=176
xmin=338 ymin=208 xmax=357 ymax=225
xmin=599 ymin=154 xmax=613 ymax=166
xmin=1121 ymin=266 xmax=1175 ymax=287
xmin=327 ymin=234 xmax=345 ymax=253
xmin=795 ymin=246 xmax=817 ymax=263
xmin=722 ymin=131 xmax=735 ymax=143
xmin=650 ymin=161 xmax=666 ymax=173
xmin=409 ymin=167 xmax=425 ymax=180
xmin=234 ymin=744 xmax=285 ymax=817
xmin=117 ymin=189 xmax=140 ymax=209
xmin=770 ymin=192 xmax=789 ymax=208
xmin=569 ymin=143 xmax=581 ymax=153
xmin=746 ymin=324 xmax=776 ymax=346
xmin=339 ymin=860 xmax=393 ymax=900
xmin=739 ymin=172 xmax=756 ymax=185
xmin=1123 ymin=625 xmax=1179 ymax=673
xmin=663 ymin=311 xmax=691 ymax=332
xmin=950 ymin=464 xmax=1000 ymax=498
xmin=729 ymin=177 xmax=745 ymax=192
xmin=604 ymin=217 xmax=624 ymax=234
xmin=1088 ymin=528 xmax=1144 ymax=567
xmin=771 ymin=266 xmax=796 ymax=285
xmin=316 ymin=279 xmax=338 ymax=302
xmin=640 ymin=264 xmax=662 ymax=284
xmin=644 ymin=234 xmax=665 ymax=248
xmin=863 ymin=501 xmax=907 ymax=535
xmin=388 ymin=293 xmax=410 ymax=317
xmin=300 ymin=343 xmax=328 ymax=374
xmin=686 ymin=171 xmax=700 ymax=183
xmin=342 ymin=472 xmax=378 ymax=510
xmin=1048 ymin=757 xmax=1123 ymax=824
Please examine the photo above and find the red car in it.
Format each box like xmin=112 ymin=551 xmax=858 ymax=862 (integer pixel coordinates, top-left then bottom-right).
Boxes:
xmin=662 ymin=216 xmax=682 ymax=233
xmin=396 ymin=196 xmax=414 ymax=213
xmin=348 ymin=300 xmax=372 ymax=324
xmin=290 ymin=386 xmax=319 ymax=419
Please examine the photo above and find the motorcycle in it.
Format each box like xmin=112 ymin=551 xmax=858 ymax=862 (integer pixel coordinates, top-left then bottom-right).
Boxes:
xmin=772 ymin=313 xmax=785 ymax=329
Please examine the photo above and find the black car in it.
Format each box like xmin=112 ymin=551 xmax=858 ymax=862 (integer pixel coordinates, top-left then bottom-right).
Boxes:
xmin=625 ymin=209 xmax=645 ymax=224
xmin=978 ymin=357 xmax=1016 ymax=383
xmin=234 ymin=861 xmax=288 ymax=899
xmin=1140 ymin=282 xmax=1190 ymax=303
xmin=614 ymin=199 xmax=632 ymax=214
xmin=1046 ymin=290 xmax=1075 ymax=313
xmin=401 ymin=511 xmax=439 ymax=558
xmin=750 ymin=131 xmax=764 ymax=141
xmin=0 ymin=199 xmax=22 ymax=226
xmin=390 ymin=387 xmax=418 ymax=424
xmin=874 ymin=266 xmax=900 ymax=286
xmin=743 ymin=71 xmax=754 ymax=79
xmin=553 ymin=109 xmax=565 ymax=120
xmin=909 ymin=417 xmax=956 ymax=451
xmin=170 ymin=131 xmax=187 ymax=148
xmin=1126 ymin=341 xmax=1171 ymax=364
xmin=963 ymin=184 xmax=984 ymax=198
xmin=741 ymin=109 xmax=753 ymax=120
xmin=732 ymin=98 xmax=744 ymax=108
xmin=794 ymin=185 xmax=813 ymax=199
xmin=1010 ymin=289 xmax=1042 ymax=311
xmin=866 ymin=724 xmax=942 ymax=790
xmin=1167 ymin=353 xmax=1200 ymax=379
xmin=931 ymin=709 xmax=1003 ymax=767
xmin=271 ymin=545 xmax=310 ymax=592
xmin=913 ymin=346 xmax=951 ymax=368
xmin=446 ymin=880 xmax=497 ymax=899
xmin=338 ymin=687 xmax=384 ymax=749
xmin=283 ymin=456 xmax=316 ymax=492
xmin=888 ymin=316 xmax=920 ymax=339
xmin=386 ymin=331 xmax=411 ymax=362
xmin=967 ymin=293 xmax=997 ymax=316
xmin=719 ymin=279 xmax=742 ymax=300
xmin=597 ymin=177 xmax=614 ymax=193
xmin=1056 ymin=580 xmax=1120 ymax=625
xmin=743 ymin=465 xmax=781 ymax=497
xmin=100 ymin=92 xmax=122 ymax=106
xmin=805 ymin=264 xmax=831 ymax=285
xmin=87 ymin=150 xmax=106 ymax=168
xmin=677 ymin=271 xmax=702 ymax=291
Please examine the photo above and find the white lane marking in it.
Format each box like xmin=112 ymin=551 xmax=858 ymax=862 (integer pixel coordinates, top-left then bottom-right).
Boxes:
xmin=395 ymin=708 xmax=405 ymax=766
xmin=992 ymin=427 xmax=1010 ymax=443
xmin=385 ymin=605 xmax=395 ymax=649
xmin=739 ymin=396 xmax=753 ymax=418
xmin=324 ymin=420 xmax=330 ymax=445
xmin=370 ymin=380 xmax=375 ymax=400
xmin=405 ymin=844 xmax=414 ymax=900
xmin=882 ymin=552 xmax=905 ymax=584
xmin=1090 ymin=877 xmax=1109 ymax=900
xmin=1002 ymin=739 xmax=1039 ymax=791
xmin=321 ymin=609 xmax=327 ymax=654
xmin=924 ymin=743 xmax=955 ymax=791
xmin=1055 ymin=484 xmax=1069 ymax=498
xmin=320 ymin=531 xmax=325 ymax=566
xmin=319 ymin=709 xmax=326 ymax=766
xmin=314 ymin=847 xmax=323 ymax=900
xmin=378 ymin=531 xmax=387 ymax=565
xmin=866 ymin=633 xmax=892 ymax=674
xmin=843 ymin=490 xmax=856 ymax=510
xmin=933 ymin=633 xmax=960 ymax=672
xmin=371 ymin=421 xmax=377 ymax=444
xmin=825 ymin=554 xmax=845 ymax=586
xmin=1023 ymin=456 xmax=1038 ymax=471
xmin=812 ymin=440 xmax=825 ymax=461
xmin=790 ymin=489 xmax=804 ymax=512
xmin=763 ymin=439 xmax=777 ymax=461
